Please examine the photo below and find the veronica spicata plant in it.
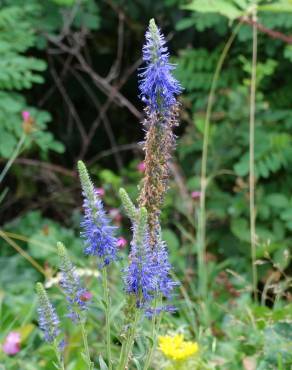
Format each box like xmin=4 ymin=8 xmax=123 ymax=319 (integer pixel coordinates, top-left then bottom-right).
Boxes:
xmin=138 ymin=18 xmax=182 ymax=248
xmin=118 ymin=18 xmax=181 ymax=370
xmin=57 ymin=242 xmax=89 ymax=321
xmin=35 ymin=18 xmax=182 ymax=370
xmin=78 ymin=160 xmax=118 ymax=265
xmin=36 ymin=282 xmax=64 ymax=370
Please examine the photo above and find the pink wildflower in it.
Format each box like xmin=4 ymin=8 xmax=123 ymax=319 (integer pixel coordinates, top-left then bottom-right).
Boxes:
xmin=22 ymin=111 xmax=30 ymax=122
xmin=2 ymin=332 xmax=21 ymax=355
xmin=117 ymin=237 xmax=127 ymax=249
xmin=137 ymin=161 xmax=146 ymax=173
xmin=191 ymin=191 xmax=201 ymax=200
xmin=80 ymin=291 xmax=93 ymax=302
xmin=95 ymin=187 xmax=105 ymax=197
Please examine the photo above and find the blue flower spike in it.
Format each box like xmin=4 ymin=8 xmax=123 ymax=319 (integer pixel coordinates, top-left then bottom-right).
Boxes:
xmin=78 ymin=160 xmax=118 ymax=266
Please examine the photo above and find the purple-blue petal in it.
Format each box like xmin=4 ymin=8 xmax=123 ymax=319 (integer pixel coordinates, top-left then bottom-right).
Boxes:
xmin=139 ymin=21 xmax=182 ymax=112
xmin=81 ymin=191 xmax=118 ymax=265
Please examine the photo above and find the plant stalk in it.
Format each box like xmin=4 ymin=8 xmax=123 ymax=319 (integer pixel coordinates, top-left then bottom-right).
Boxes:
xmin=117 ymin=308 xmax=140 ymax=370
xmin=53 ymin=339 xmax=65 ymax=370
xmin=249 ymin=5 xmax=258 ymax=302
xmin=197 ymin=22 xmax=242 ymax=300
xmin=0 ymin=133 xmax=25 ymax=184
xmin=143 ymin=314 xmax=156 ymax=370
xmin=102 ymin=267 xmax=112 ymax=370
xmin=143 ymin=309 xmax=162 ymax=370
xmin=79 ymin=317 xmax=94 ymax=370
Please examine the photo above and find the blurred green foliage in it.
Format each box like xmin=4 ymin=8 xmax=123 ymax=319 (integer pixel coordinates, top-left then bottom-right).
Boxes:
xmin=173 ymin=1 xmax=292 ymax=283
xmin=0 ymin=3 xmax=61 ymax=158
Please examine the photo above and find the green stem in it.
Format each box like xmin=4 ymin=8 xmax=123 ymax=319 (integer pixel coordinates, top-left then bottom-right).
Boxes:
xmin=117 ymin=308 xmax=140 ymax=370
xmin=197 ymin=21 xmax=242 ymax=301
xmin=143 ymin=314 xmax=156 ymax=370
xmin=0 ymin=133 xmax=25 ymax=184
xmin=79 ymin=317 xmax=94 ymax=370
xmin=249 ymin=5 xmax=258 ymax=302
xmin=143 ymin=305 xmax=162 ymax=370
xmin=53 ymin=339 xmax=65 ymax=370
xmin=102 ymin=267 xmax=112 ymax=370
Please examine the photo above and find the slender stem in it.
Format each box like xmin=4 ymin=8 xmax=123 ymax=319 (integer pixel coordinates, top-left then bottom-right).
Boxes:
xmin=143 ymin=314 xmax=156 ymax=370
xmin=117 ymin=308 xmax=140 ymax=370
xmin=102 ymin=267 xmax=112 ymax=370
xmin=79 ymin=318 xmax=94 ymax=370
xmin=249 ymin=5 xmax=258 ymax=302
xmin=197 ymin=22 xmax=243 ymax=299
xmin=53 ymin=339 xmax=65 ymax=370
xmin=0 ymin=133 xmax=25 ymax=184
xmin=0 ymin=230 xmax=47 ymax=276
xmin=143 ymin=307 xmax=162 ymax=370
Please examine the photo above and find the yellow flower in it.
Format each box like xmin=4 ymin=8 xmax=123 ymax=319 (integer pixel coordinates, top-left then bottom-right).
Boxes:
xmin=158 ymin=334 xmax=199 ymax=361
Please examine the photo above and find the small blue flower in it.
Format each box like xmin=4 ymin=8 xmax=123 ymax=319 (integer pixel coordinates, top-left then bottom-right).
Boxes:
xmin=124 ymin=208 xmax=176 ymax=310
xmin=124 ymin=231 xmax=177 ymax=311
xmin=139 ymin=19 xmax=182 ymax=112
xmin=36 ymin=283 xmax=60 ymax=343
xmin=81 ymin=191 xmax=118 ymax=265
xmin=57 ymin=242 xmax=89 ymax=321
xmin=124 ymin=227 xmax=157 ymax=305
xmin=78 ymin=160 xmax=118 ymax=266
xmin=145 ymin=305 xmax=177 ymax=318
xmin=153 ymin=239 xmax=177 ymax=298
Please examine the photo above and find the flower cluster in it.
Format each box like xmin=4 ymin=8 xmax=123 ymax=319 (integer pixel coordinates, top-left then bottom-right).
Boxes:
xmin=2 ymin=332 xmax=21 ymax=355
xmin=35 ymin=19 xmax=182 ymax=369
xmin=123 ymin=206 xmax=176 ymax=310
xmin=159 ymin=334 xmax=199 ymax=361
xmin=124 ymin=218 xmax=157 ymax=305
xmin=78 ymin=160 xmax=118 ymax=266
xmin=138 ymin=19 xmax=181 ymax=247
xmin=139 ymin=19 xmax=182 ymax=112
xmin=57 ymin=242 xmax=89 ymax=321
xmin=81 ymin=194 xmax=117 ymax=264
xmin=154 ymin=237 xmax=177 ymax=297
xmin=36 ymin=282 xmax=60 ymax=343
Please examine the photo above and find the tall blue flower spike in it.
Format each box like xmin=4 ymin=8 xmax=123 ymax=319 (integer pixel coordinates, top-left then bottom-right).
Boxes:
xmin=36 ymin=282 xmax=60 ymax=343
xmin=139 ymin=18 xmax=182 ymax=113
xmin=122 ymin=204 xmax=176 ymax=311
xmin=134 ymin=19 xmax=179 ymax=313
xmin=78 ymin=160 xmax=118 ymax=266
xmin=124 ymin=207 xmax=156 ymax=306
xmin=153 ymin=236 xmax=177 ymax=298
xmin=57 ymin=242 xmax=88 ymax=321
xmin=138 ymin=19 xmax=182 ymax=248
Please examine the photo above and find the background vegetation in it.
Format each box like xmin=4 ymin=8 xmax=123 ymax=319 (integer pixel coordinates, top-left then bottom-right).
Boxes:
xmin=1 ymin=0 xmax=292 ymax=369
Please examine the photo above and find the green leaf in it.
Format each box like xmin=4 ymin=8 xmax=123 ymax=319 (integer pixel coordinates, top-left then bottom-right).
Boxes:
xmin=256 ymin=241 xmax=280 ymax=259
xmin=99 ymin=355 xmax=109 ymax=370
xmin=99 ymin=169 xmax=121 ymax=188
xmin=183 ymin=0 xmax=247 ymax=20
xmin=284 ymin=45 xmax=292 ymax=62
xmin=52 ymin=0 xmax=76 ymax=6
xmin=263 ymin=322 xmax=292 ymax=364
xmin=265 ymin=193 xmax=288 ymax=208
xmin=234 ymin=153 xmax=249 ymax=176
xmin=162 ymin=229 xmax=180 ymax=251
xmin=273 ymin=246 xmax=290 ymax=271
xmin=79 ymin=13 xmax=100 ymax=29
xmin=231 ymin=218 xmax=249 ymax=242
xmin=132 ymin=358 xmax=142 ymax=370
xmin=280 ymin=208 xmax=292 ymax=221
xmin=259 ymin=1 xmax=292 ymax=13
xmin=175 ymin=17 xmax=196 ymax=31
xmin=0 ymin=131 xmax=17 ymax=157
